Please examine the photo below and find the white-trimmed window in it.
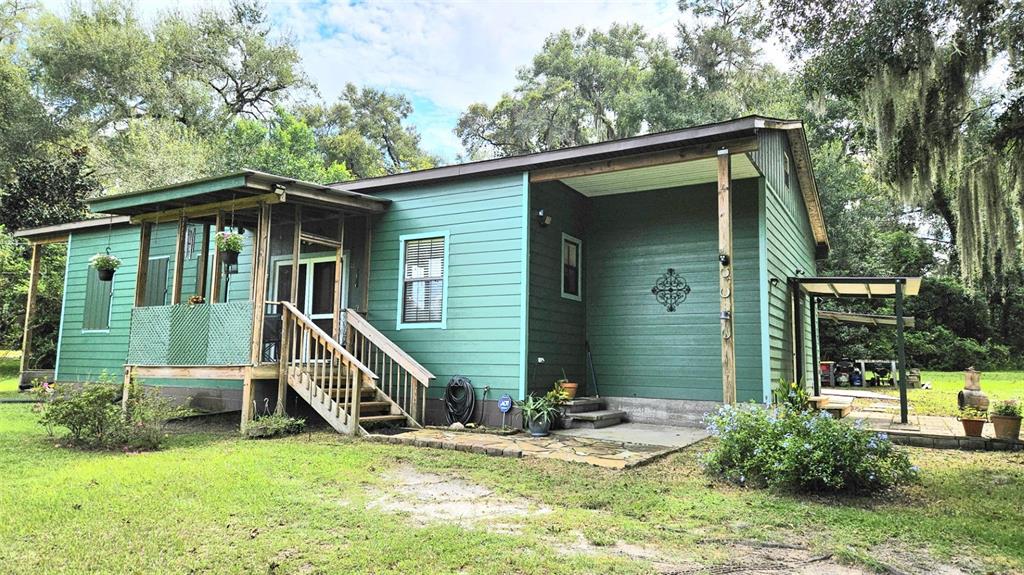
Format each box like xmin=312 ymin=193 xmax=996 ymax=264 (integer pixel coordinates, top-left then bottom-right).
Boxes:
xmin=561 ymin=233 xmax=582 ymax=301
xmin=397 ymin=231 xmax=449 ymax=329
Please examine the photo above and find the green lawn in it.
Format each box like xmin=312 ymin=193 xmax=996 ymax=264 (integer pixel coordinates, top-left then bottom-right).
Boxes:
xmin=1 ymin=403 xmax=1022 ymax=574
xmin=871 ymin=371 xmax=1024 ymax=417
xmin=0 ymin=354 xmax=20 ymax=399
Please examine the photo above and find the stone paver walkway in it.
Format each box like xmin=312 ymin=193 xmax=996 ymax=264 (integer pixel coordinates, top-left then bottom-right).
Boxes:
xmin=850 ymin=410 xmax=1022 ymax=450
xmin=367 ymin=427 xmax=699 ymax=469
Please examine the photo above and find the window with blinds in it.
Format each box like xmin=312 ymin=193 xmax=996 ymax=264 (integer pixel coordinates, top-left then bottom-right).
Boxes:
xmin=561 ymin=233 xmax=582 ymax=301
xmin=83 ymin=267 xmax=113 ymax=331
xmin=401 ymin=236 xmax=446 ymax=324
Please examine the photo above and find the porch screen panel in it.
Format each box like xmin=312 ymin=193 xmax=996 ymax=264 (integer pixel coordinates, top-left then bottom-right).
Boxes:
xmin=83 ymin=269 xmax=113 ymax=330
xmin=402 ymin=237 xmax=445 ymax=323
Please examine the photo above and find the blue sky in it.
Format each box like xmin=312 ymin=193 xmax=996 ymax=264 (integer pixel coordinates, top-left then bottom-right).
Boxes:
xmin=263 ymin=0 xmax=684 ymax=161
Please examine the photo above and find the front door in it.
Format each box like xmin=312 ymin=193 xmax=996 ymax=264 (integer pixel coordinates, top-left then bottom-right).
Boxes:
xmin=274 ymin=253 xmax=347 ymax=337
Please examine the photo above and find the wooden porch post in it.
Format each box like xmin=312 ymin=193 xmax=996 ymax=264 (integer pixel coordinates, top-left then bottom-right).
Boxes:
xmin=250 ymin=203 xmax=272 ymax=365
xmin=240 ymin=366 xmax=254 ymax=430
xmin=134 ymin=223 xmax=153 ymax=307
xmin=211 ymin=211 xmax=224 ymax=303
xmin=19 ymin=243 xmax=42 ymax=375
xmin=170 ymin=214 xmax=186 ymax=305
xmin=792 ymin=281 xmax=804 ymax=385
xmin=810 ymin=297 xmax=820 ymax=395
xmin=276 ymin=306 xmax=291 ymax=414
xmin=717 ymin=149 xmax=736 ymax=405
xmin=895 ymin=279 xmax=909 ymax=423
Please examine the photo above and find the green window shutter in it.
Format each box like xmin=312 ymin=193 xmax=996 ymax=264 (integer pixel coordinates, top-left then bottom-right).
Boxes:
xmin=143 ymin=257 xmax=169 ymax=307
xmin=83 ymin=268 xmax=113 ymax=330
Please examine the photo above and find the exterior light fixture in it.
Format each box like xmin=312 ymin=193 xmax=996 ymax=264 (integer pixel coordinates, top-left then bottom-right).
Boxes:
xmin=536 ymin=209 xmax=552 ymax=227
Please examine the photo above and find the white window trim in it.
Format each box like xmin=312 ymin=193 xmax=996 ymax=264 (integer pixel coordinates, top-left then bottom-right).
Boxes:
xmin=396 ymin=230 xmax=450 ymax=330
xmin=82 ymin=264 xmax=114 ymax=333
xmin=560 ymin=232 xmax=582 ymax=301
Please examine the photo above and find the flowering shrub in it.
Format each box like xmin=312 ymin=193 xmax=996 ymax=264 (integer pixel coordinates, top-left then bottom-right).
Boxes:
xmin=704 ymin=404 xmax=918 ymax=494
xmin=35 ymin=376 xmax=190 ymax=450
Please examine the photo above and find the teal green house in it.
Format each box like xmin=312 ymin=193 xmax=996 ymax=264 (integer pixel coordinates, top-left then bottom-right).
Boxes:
xmin=15 ymin=116 xmax=829 ymax=433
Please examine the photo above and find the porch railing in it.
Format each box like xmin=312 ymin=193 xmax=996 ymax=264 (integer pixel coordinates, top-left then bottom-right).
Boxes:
xmin=126 ymin=301 xmax=254 ymax=365
xmin=344 ymin=309 xmax=434 ymax=423
xmin=279 ymin=301 xmax=376 ymax=433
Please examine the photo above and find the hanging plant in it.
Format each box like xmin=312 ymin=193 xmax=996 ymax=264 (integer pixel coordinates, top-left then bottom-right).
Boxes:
xmin=90 ymin=253 xmax=121 ymax=282
xmin=215 ymin=231 xmax=244 ymax=266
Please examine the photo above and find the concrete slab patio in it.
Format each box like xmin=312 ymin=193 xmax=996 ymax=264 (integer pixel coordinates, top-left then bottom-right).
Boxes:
xmin=851 ymin=409 xmax=1023 ymax=451
xmin=366 ymin=424 xmax=709 ymax=469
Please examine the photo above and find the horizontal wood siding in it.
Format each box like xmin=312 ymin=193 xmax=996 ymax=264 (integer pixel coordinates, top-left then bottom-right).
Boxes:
xmin=754 ymin=130 xmax=818 ymax=386
xmin=527 ymin=182 xmax=588 ymax=395
xmin=367 ymin=174 xmax=525 ymax=399
xmin=56 ymin=226 xmax=139 ymax=382
xmin=585 ymin=178 xmax=763 ymax=402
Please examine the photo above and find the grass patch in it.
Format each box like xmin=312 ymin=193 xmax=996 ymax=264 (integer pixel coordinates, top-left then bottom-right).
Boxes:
xmin=0 ymin=403 xmax=1022 ymax=573
xmin=871 ymin=371 xmax=1024 ymax=416
xmin=0 ymin=354 xmax=20 ymax=399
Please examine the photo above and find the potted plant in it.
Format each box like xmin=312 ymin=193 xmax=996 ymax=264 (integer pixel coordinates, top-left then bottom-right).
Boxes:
xmin=215 ymin=230 xmax=244 ymax=266
xmin=516 ymin=392 xmax=563 ymax=437
xmin=957 ymin=406 xmax=988 ymax=437
xmin=990 ymin=400 xmax=1021 ymax=441
xmin=89 ymin=253 xmax=121 ymax=281
xmin=556 ymin=369 xmax=579 ymax=399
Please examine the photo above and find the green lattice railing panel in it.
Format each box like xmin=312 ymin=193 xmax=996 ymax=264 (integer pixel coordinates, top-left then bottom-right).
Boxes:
xmin=127 ymin=301 xmax=254 ymax=366
xmin=127 ymin=306 xmax=171 ymax=365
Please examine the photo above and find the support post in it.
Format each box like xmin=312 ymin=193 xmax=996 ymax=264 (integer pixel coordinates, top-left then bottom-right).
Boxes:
xmin=121 ymin=365 xmax=133 ymax=413
xmin=792 ymin=281 xmax=804 ymax=386
xmin=250 ymin=203 xmax=272 ymax=365
xmin=277 ymin=307 xmax=291 ymax=415
xmin=895 ymin=279 xmax=908 ymax=423
xmin=240 ymin=366 xmax=254 ymax=431
xmin=19 ymin=243 xmax=42 ymax=375
xmin=134 ymin=223 xmax=152 ymax=307
xmin=170 ymin=215 xmax=186 ymax=305
xmin=289 ymin=206 xmax=302 ymax=305
xmin=717 ymin=149 xmax=736 ymax=405
xmin=810 ymin=297 xmax=820 ymax=395
xmin=211 ymin=211 xmax=224 ymax=303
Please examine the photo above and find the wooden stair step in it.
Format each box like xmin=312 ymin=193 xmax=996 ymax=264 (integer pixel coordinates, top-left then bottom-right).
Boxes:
xmin=562 ymin=397 xmax=605 ymax=414
xmin=359 ymin=415 xmax=408 ymax=425
xmin=359 ymin=401 xmax=391 ymax=414
xmin=565 ymin=409 xmax=626 ymax=429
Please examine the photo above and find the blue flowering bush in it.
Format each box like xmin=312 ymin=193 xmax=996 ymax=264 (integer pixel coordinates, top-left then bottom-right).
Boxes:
xmin=704 ymin=404 xmax=918 ymax=494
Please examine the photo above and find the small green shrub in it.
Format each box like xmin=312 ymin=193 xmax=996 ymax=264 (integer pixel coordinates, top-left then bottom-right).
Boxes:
xmin=704 ymin=404 xmax=918 ymax=494
xmin=245 ymin=414 xmax=305 ymax=439
xmin=35 ymin=377 xmax=189 ymax=450
xmin=990 ymin=400 xmax=1020 ymax=417
xmin=771 ymin=378 xmax=809 ymax=411
xmin=958 ymin=406 xmax=988 ymax=420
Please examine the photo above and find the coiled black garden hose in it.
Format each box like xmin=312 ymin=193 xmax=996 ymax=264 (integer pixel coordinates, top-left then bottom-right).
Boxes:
xmin=444 ymin=375 xmax=475 ymax=425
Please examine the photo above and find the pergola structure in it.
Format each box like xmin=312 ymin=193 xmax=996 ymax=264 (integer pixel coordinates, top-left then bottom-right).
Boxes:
xmin=791 ymin=276 xmax=922 ymax=423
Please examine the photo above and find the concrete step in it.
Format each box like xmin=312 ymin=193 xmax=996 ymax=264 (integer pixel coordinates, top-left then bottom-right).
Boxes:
xmin=562 ymin=397 xmax=605 ymax=414
xmin=565 ymin=409 xmax=626 ymax=429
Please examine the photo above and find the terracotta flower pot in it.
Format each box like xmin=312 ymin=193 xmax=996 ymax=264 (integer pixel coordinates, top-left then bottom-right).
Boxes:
xmin=97 ymin=268 xmax=115 ymax=282
xmin=560 ymin=382 xmax=579 ymax=399
xmin=221 ymin=249 xmax=239 ymax=266
xmin=960 ymin=417 xmax=986 ymax=437
xmin=991 ymin=415 xmax=1022 ymax=441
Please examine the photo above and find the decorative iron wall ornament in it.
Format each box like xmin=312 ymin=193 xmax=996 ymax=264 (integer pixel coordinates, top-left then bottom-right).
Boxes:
xmin=651 ymin=268 xmax=691 ymax=311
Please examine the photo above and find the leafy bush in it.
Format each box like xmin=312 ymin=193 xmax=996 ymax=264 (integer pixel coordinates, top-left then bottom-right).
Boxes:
xmin=958 ymin=406 xmax=988 ymax=420
xmin=245 ymin=414 xmax=305 ymax=439
xmin=35 ymin=377 xmax=189 ymax=450
xmin=771 ymin=379 xmax=809 ymax=411
xmin=704 ymin=404 xmax=918 ymax=494
xmin=215 ymin=230 xmax=244 ymax=252
xmin=991 ymin=400 xmax=1021 ymax=418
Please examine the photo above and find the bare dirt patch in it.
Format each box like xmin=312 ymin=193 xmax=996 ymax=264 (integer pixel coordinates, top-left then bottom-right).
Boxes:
xmin=367 ymin=464 xmax=551 ymax=530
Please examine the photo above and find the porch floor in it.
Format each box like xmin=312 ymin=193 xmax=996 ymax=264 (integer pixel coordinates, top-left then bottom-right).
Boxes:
xmin=367 ymin=424 xmax=708 ymax=469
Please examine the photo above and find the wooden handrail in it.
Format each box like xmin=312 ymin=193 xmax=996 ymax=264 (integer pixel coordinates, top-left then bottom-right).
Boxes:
xmin=345 ymin=309 xmax=434 ymax=385
xmin=279 ymin=301 xmax=377 ymax=380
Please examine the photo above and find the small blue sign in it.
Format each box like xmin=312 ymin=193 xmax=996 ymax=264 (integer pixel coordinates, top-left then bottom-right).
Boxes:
xmin=498 ymin=394 xmax=513 ymax=413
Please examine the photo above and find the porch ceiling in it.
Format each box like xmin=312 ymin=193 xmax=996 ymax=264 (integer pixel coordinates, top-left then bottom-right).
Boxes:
xmin=556 ymin=154 xmax=760 ymax=197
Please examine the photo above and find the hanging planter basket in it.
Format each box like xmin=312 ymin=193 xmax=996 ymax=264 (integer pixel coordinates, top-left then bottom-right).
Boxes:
xmin=215 ymin=231 xmax=244 ymax=267
xmin=89 ymin=253 xmax=122 ymax=283
xmin=220 ymin=249 xmax=239 ymax=266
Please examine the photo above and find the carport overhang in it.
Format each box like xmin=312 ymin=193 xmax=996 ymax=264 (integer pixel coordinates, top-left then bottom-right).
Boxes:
xmin=792 ymin=276 xmax=922 ymax=424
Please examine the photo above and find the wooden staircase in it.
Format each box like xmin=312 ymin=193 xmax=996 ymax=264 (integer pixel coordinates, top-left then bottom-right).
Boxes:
xmin=278 ymin=302 xmax=434 ymax=435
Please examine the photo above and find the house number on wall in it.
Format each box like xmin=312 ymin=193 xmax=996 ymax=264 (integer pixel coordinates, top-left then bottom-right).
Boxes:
xmin=651 ymin=268 xmax=691 ymax=312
